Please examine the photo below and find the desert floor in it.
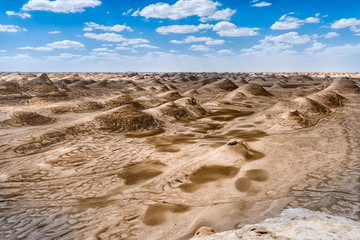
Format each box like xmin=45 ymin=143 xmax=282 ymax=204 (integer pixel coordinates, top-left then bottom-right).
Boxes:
xmin=0 ymin=72 xmax=359 ymax=239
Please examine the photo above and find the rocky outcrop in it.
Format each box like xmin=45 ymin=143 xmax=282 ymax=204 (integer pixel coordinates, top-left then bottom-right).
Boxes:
xmin=191 ymin=208 xmax=360 ymax=240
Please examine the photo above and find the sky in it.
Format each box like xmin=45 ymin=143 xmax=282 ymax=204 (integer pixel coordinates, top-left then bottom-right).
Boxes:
xmin=0 ymin=0 xmax=360 ymax=72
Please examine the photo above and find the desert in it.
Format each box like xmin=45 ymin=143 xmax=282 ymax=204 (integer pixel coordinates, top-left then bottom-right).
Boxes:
xmin=1 ymin=72 xmax=360 ymax=239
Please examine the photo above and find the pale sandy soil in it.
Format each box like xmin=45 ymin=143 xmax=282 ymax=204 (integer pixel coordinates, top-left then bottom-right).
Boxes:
xmin=0 ymin=72 xmax=359 ymax=239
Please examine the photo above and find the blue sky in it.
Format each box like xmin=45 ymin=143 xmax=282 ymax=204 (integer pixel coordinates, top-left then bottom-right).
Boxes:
xmin=0 ymin=0 xmax=359 ymax=72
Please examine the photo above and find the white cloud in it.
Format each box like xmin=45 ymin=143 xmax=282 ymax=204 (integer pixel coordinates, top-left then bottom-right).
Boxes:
xmin=156 ymin=24 xmax=213 ymax=34
xmin=200 ymin=8 xmax=236 ymax=22
xmin=83 ymin=22 xmax=133 ymax=32
xmin=91 ymin=47 xmax=115 ymax=52
xmin=242 ymin=32 xmax=310 ymax=56
xmin=123 ymin=8 xmax=133 ymax=16
xmin=323 ymin=32 xmax=339 ymax=38
xmin=132 ymin=44 xmax=159 ymax=49
xmin=22 ymin=0 xmax=102 ymax=13
xmin=320 ymin=43 xmax=360 ymax=56
xmin=6 ymin=11 xmax=31 ymax=19
xmin=0 ymin=50 xmax=8 ymax=53
xmin=271 ymin=13 xmax=320 ymax=30
xmin=0 ymin=24 xmax=23 ymax=32
xmin=49 ymin=30 xmax=61 ymax=34
xmin=17 ymin=46 xmax=34 ymax=50
xmin=46 ymin=40 xmax=84 ymax=49
xmin=115 ymin=46 xmax=132 ymax=51
xmin=264 ymin=32 xmax=310 ymax=44
xmin=189 ymin=44 xmax=210 ymax=52
xmin=46 ymin=53 xmax=81 ymax=61
xmin=84 ymin=32 xmax=150 ymax=46
xmin=217 ymin=49 xmax=234 ymax=55
xmin=213 ymin=21 xmax=259 ymax=37
xmin=252 ymin=1 xmax=272 ymax=7
xmin=170 ymin=36 xmax=225 ymax=45
xmin=305 ymin=17 xmax=320 ymax=23
xmin=305 ymin=42 xmax=326 ymax=52
xmin=331 ymin=18 xmax=360 ymax=29
xmin=35 ymin=47 xmax=53 ymax=51
xmin=138 ymin=0 xmax=235 ymax=22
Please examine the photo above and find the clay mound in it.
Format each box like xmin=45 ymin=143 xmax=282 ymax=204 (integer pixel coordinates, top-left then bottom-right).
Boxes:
xmin=236 ymin=78 xmax=248 ymax=85
xmin=239 ymin=83 xmax=273 ymax=96
xmin=157 ymin=85 xmax=171 ymax=92
xmin=327 ymin=77 xmax=360 ymax=94
xmin=68 ymin=80 xmax=90 ymax=89
xmin=216 ymin=79 xmax=238 ymax=91
xmin=104 ymin=95 xmax=145 ymax=110
xmin=284 ymin=110 xmax=313 ymax=128
xmin=310 ymin=90 xmax=345 ymax=108
xmin=6 ymin=111 xmax=54 ymax=127
xmin=74 ymin=101 xmax=105 ymax=112
xmin=161 ymin=102 xmax=189 ymax=120
xmin=0 ymin=81 xmax=23 ymax=95
xmin=292 ymin=97 xmax=329 ymax=114
xmin=20 ymin=73 xmax=59 ymax=94
xmin=167 ymin=84 xmax=177 ymax=90
xmin=201 ymin=78 xmax=218 ymax=86
xmin=95 ymin=105 xmax=158 ymax=132
xmin=183 ymin=89 xmax=199 ymax=96
xmin=175 ymin=97 xmax=207 ymax=118
xmin=157 ymin=91 xmax=183 ymax=101
xmin=224 ymin=89 xmax=246 ymax=102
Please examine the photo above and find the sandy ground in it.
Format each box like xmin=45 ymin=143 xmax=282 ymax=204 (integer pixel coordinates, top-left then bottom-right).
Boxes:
xmin=0 ymin=72 xmax=359 ymax=239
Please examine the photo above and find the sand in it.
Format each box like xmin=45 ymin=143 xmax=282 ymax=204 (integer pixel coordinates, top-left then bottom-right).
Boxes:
xmin=0 ymin=72 xmax=359 ymax=239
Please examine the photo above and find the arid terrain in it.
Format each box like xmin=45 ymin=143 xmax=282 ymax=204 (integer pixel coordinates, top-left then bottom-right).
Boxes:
xmin=0 ymin=72 xmax=360 ymax=239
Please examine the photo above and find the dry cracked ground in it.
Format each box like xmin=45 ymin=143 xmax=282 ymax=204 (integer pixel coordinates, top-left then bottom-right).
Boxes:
xmin=0 ymin=72 xmax=359 ymax=239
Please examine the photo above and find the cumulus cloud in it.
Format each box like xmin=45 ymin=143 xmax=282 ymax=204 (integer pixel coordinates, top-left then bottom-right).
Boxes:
xmin=83 ymin=22 xmax=133 ymax=32
xmin=189 ymin=44 xmax=210 ymax=52
xmin=156 ymin=24 xmax=213 ymax=34
xmin=217 ymin=49 xmax=234 ymax=55
xmin=331 ymin=18 xmax=360 ymax=29
xmin=271 ymin=13 xmax=321 ymax=30
xmin=331 ymin=18 xmax=360 ymax=35
xmin=22 ymin=0 xmax=101 ymax=13
xmin=305 ymin=42 xmax=326 ymax=52
xmin=49 ymin=30 xmax=61 ymax=34
xmin=170 ymin=36 xmax=225 ymax=45
xmin=138 ymin=0 xmax=235 ymax=22
xmin=323 ymin=32 xmax=339 ymax=38
xmin=0 ymin=24 xmax=24 ymax=32
xmin=242 ymin=32 xmax=310 ymax=56
xmin=84 ymin=32 xmax=150 ymax=46
xmin=252 ymin=1 xmax=272 ymax=7
xmin=46 ymin=40 xmax=84 ymax=49
xmin=46 ymin=53 xmax=81 ymax=61
xmin=213 ymin=21 xmax=259 ymax=37
xmin=6 ymin=11 xmax=31 ymax=19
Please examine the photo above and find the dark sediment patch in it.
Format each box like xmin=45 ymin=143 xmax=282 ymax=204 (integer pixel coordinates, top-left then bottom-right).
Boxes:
xmin=148 ymin=134 xmax=196 ymax=152
xmin=245 ymin=169 xmax=268 ymax=182
xmin=118 ymin=161 xmax=165 ymax=185
xmin=235 ymin=177 xmax=251 ymax=192
xmin=125 ymin=128 xmax=165 ymax=138
xmin=208 ymin=109 xmax=254 ymax=121
xmin=143 ymin=203 xmax=191 ymax=226
xmin=179 ymin=165 xmax=239 ymax=193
